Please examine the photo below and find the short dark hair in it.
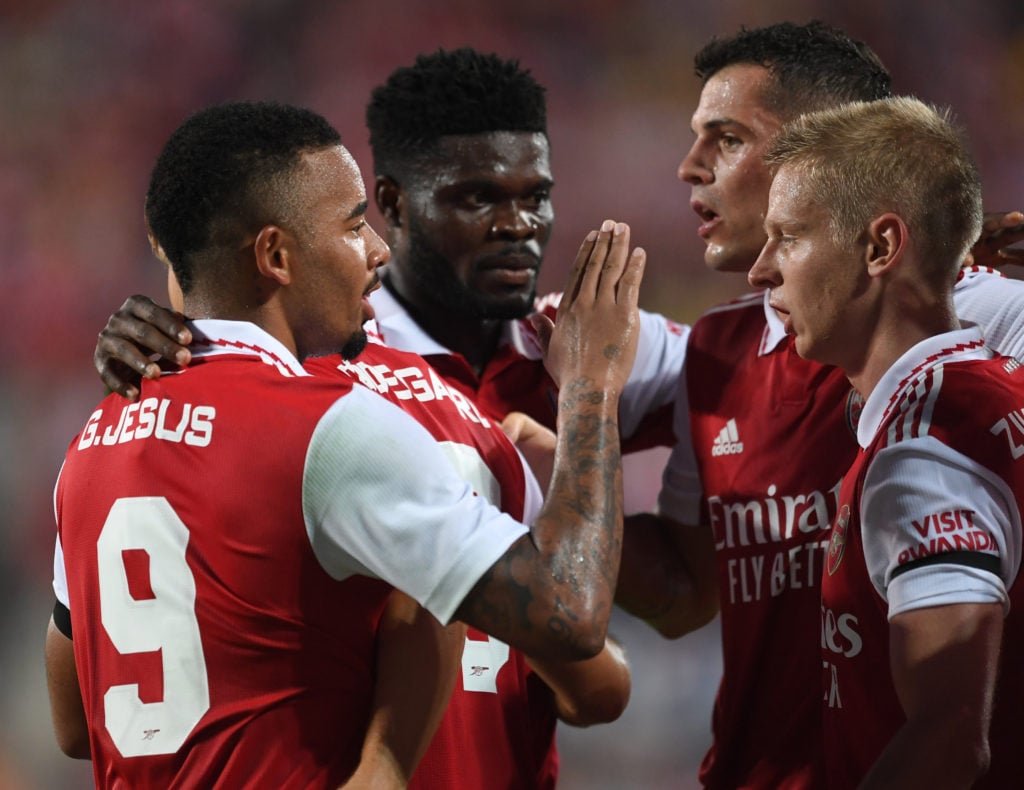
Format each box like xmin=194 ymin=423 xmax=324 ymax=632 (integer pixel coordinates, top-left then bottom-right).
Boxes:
xmin=694 ymin=21 xmax=893 ymax=120
xmin=145 ymin=100 xmax=341 ymax=292
xmin=366 ymin=47 xmax=547 ymax=180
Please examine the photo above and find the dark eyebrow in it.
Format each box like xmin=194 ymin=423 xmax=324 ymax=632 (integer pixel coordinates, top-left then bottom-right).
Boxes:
xmin=347 ymin=200 xmax=369 ymax=220
xmin=701 ymin=118 xmax=742 ymax=132
xmin=439 ymin=177 xmax=555 ymax=196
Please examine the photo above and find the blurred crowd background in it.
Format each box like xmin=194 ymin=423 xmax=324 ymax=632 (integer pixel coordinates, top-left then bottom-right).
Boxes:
xmin=3 ymin=1 xmax=1024 ymax=787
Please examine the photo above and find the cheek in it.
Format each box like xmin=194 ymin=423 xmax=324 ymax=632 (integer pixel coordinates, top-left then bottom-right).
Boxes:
xmin=420 ymin=212 xmax=481 ymax=254
xmin=730 ymin=158 xmax=772 ymax=197
xmin=535 ymin=213 xmax=554 ymax=243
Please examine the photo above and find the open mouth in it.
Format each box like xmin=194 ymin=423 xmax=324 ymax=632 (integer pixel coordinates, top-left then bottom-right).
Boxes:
xmin=361 ymin=278 xmax=381 ymax=322
xmin=692 ymin=200 xmax=720 ymax=238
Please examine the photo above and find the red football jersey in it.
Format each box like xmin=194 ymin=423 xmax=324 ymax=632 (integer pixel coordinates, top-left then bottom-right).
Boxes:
xmin=365 ymin=286 xmax=687 ymax=788
xmin=369 ymin=286 xmax=688 ymax=452
xmin=308 ymin=338 xmax=559 ymax=790
xmin=58 ymin=332 xmax=385 ymax=788
xmin=821 ymin=329 xmax=1024 ymax=789
xmin=55 ymin=321 xmax=528 ymax=789
xmin=669 ymin=293 xmax=850 ymax=789
xmin=659 ymin=269 xmax=1024 ymax=790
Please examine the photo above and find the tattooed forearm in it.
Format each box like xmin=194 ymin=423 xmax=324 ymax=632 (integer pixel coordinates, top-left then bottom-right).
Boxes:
xmin=453 ymin=374 xmax=626 ymax=661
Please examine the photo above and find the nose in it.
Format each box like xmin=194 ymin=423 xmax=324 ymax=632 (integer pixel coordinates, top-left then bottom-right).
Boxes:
xmin=366 ymin=223 xmax=391 ymax=270
xmin=747 ymin=243 xmax=779 ymax=289
xmin=678 ymin=140 xmax=712 ymax=186
xmin=489 ymin=202 xmax=537 ymax=240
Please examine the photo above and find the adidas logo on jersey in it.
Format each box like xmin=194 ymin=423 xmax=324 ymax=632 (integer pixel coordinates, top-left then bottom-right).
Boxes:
xmin=711 ymin=418 xmax=744 ymax=457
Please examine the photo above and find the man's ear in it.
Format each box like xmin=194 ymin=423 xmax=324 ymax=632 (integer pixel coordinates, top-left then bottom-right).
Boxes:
xmin=375 ymin=176 xmax=403 ymax=228
xmin=865 ymin=213 xmax=908 ymax=277
xmin=253 ymin=225 xmax=292 ymax=286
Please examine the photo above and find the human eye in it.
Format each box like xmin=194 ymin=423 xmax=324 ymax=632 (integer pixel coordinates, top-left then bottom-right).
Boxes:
xmin=350 ymin=220 xmax=367 ymax=235
xmin=524 ymin=188 xmax=551 ymax=209
xmin=458 ymin=192 xmax=490 ymax=210
xmin=719 ymin=133 xmax=743 ymax=151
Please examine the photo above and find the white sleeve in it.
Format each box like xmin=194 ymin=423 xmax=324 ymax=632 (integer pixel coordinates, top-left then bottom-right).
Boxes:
xmin=618 ymin=309 xmax=689 ymax=440
xmin=954 ymin=270 xmax=1024 ymax=360
xmin=302 ymin=387 xmax=529 ymax=625
xmin=861 ymin=436 xmax=1021 ymax=619
xmin=53 ymin=534 xmax=69 ymax=608
xmin=655 ymin=353 xmax=703 ymax=525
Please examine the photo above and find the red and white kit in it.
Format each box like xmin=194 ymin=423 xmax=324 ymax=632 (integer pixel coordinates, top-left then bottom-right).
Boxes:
xmin=311 ymin=336 xmax=558 ymax=790
xmin=820 ymin=326 xmax=1024 ymax=789
xmin=370 ymin=285 xmax=689 ymax=452
xmin=53 ymin=320 xmax=528 ymax=789
xmin=657 ymin=266 xmax=1024 ymax=789
xmin=366 ymin=285 xmax=688 ymax=787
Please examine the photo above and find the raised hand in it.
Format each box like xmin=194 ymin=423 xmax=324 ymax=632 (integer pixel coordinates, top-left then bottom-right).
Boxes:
xmin=539 ymin=219 xmax=645 ymax=394
xmin=453 ymin=221 xmax=645 ymax=661
xmin=95 ymin=295 xmax=191 ymax=399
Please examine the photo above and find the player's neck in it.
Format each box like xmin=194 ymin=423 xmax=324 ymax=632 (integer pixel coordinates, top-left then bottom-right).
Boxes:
xmin=846 ymin=297 xmax=959 ymax=401
xmin=382 ymin=275 xmax=503 ymax=373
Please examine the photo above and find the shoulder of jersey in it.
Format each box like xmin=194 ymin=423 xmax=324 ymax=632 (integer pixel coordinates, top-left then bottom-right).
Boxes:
xmin=956 ymin=264 xmax=1004 ymax=283
xmin=534 ymin=292 xmax=562 ymax=317
xmin=690 ymin=291 xmax=765 ymax=332
xmin=699 ymin=291 xmax=763 ymax=316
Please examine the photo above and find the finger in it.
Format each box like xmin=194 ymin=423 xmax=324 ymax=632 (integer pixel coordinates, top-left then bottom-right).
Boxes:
xmin=995 ymin=225 xmax=1024 ymax=245
xmin=93 ymin=337 xmax=162 ymax=403
xmin=107 ymin=312 xmax=191 ymax=366
xmin=615 ymin=247 xmax=647 ymax=307
xmin=980 ymin=211 xmax=1024 ymax=233
xmin=984 ymin=224 xmax=1024 ymax=245
xmin=595 ymin=222 xmax=632 ymax=302
xmin=125 ymin=294 xmax=192 ymax=345
xmin=96 ymin=355 xmax=149 ymax=401
xmin=576 ymin=219 xmax=616 ymax=304
xmin=999 ymin=247 xmax=1024 ymax=262
xmin=559 ymin=230 xmax=599 ymax=317
xmin=996 ymin=211 xmax=1024 ymax=230
xmin=529 ymin=313 xmax=555 ymax=356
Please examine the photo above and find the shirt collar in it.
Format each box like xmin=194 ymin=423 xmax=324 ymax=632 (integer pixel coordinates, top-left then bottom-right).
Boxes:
xmin=188 ymin=319 xmax=310 ymax=377
xmin=759 ymin=289 xmax=789 ymax=356
xmin=368 ymin=286 xmax=453 ymax=357
xmin=368 ymin=284 xmax=544 ymax=361
xmin=856 ymin=325 xmax=990 ymax=448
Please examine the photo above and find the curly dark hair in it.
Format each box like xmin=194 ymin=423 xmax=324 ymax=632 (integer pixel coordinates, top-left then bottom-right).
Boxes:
xmin=145 ymin=101 xmax=341 ymax=292
xmin=695 ymin=21 xmax=893 ymax=120
xmin=366 ymin=47 xmax=547 ymax=180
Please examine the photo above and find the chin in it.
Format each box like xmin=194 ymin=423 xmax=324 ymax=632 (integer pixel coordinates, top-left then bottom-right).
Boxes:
xmin=478 ymin=294 xmax=535 ymax=320
xmin=339 ymin=329 xmax=369 ymax=361
xmin=705 ymin=240 xmax=763 ymax=274
xmin=793 ymin=336 xmax=828 ymax=366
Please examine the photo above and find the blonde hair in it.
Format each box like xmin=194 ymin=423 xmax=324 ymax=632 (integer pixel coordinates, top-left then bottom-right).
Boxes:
xmin=766 ymin=96 xmax=982 ymax=283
